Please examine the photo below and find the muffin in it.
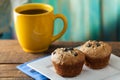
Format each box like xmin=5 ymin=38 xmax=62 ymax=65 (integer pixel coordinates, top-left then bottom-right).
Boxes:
xmin=79 ymin=40 xmax=112 ymax=69
xmin=51 ymin=47 xmax=85 ymax=77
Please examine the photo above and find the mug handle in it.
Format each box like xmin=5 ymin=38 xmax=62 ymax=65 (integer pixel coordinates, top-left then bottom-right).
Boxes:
xmin=51 ymin=14 xmax=67 ymax=42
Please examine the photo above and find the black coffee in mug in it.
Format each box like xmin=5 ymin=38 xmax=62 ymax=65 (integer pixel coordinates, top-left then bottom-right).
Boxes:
xmin=19 ymin=9 xmax=48 ymax=14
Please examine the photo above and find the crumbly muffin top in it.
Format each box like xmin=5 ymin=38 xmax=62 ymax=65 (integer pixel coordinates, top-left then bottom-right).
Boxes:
xmin=79 ymin=40 xmax=112 ymax=58
xmin=51 ymin=48 xmax=85 ymax=65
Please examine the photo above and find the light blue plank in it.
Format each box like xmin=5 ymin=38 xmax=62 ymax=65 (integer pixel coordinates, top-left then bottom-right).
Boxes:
xmin=58 ymin=0 xmax=71 ymax=41
xmin=89 ymin=0 xmax=101 ymax=40
xmin=70 ymin=0 xmax=86 ymax=41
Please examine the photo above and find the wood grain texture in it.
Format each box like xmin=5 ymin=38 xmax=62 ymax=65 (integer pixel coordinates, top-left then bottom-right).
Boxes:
xmin=0 ymin=40 xmax=119 ymax=79
xmin=0 ymin=40 xmax=82 ymax=63
xmin=0 ymin=64 xmax=33 ymax=79
xmin=0 ymin=78 xmax=33 ymax=80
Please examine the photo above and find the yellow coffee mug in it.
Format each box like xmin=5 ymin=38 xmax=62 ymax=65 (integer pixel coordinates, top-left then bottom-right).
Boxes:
xmin=13 ymin=3 xmax=67 ymax=53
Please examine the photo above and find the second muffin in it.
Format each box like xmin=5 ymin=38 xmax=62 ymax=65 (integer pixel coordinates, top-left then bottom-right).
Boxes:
xmin=79 ymin=40 xmax=112 ymax=69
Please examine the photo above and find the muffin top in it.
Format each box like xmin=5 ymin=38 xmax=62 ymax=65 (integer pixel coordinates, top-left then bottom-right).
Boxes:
xmin=79 ymin=40 xmax=112 ymax=58
xmin=51 ymin=48 xmax=85 ymax=65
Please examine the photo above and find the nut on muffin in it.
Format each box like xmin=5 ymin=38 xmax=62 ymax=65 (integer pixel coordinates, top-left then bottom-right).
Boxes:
xmin=51 ymin=47 xmax=85 ymax=77
xmin=79 ymin=40 xmax=112 ymax=69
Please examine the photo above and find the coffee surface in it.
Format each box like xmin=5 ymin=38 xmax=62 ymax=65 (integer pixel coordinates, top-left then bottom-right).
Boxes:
xmin=19 ymin=9 xmax=48 ymax=14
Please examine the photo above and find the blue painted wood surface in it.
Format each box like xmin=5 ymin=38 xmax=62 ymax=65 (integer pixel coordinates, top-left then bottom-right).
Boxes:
xmin=10 ymin=0 xmax=120 ymax=41
xmin=24 ymin=0 xmax=120 ymax=41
